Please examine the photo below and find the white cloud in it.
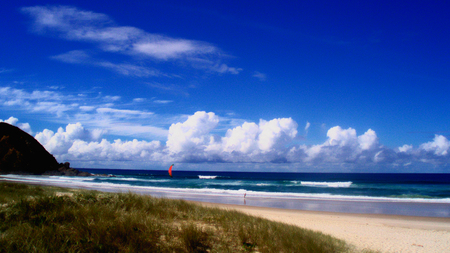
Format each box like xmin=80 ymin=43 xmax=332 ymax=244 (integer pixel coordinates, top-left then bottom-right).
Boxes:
xmin=35 ymin=122 xmax=104 ymax=155
xmin=2 ymin=116 xmax=18 ymax=125
xmin=0 ymin=117 xmax=32 ymax=134
xmin=22 ymin=5 xmax=241 ymax=75
xmin=68 ymin=139 xmax=162 ymax=161
xmin=253 ymin=71 xmax=267 ymax=81
xmin=153 ymin=100 xmax=173 ymax=104
xmin=211 ymin=63 xmax=243 ymax=74
xmin=257 ymin=118 xmax=298 ymax=152
xmin=0 ymin=87 xmax=73 ymax=118
xmin=21 ymin=6 xmax=110 ymax=33
xmin=166 ymin=111 xmax=219 ymax=154
xmin=96 ymin=107 xmax=154 ymax=117
xmin=288 ymin=126 xmax=382 ymax=165
xmin=0 ymin=68 xmax=14 ymax=74
xmin=304 ymin=121 xmax=310 ymax=135
xmin=51 ymin=50 xmax=160 ymax=77
xmin=420 ymin=135 xmax=450 ymax=156
xmin=4 ymin=113 xmax=450 ymax=171
xmin=97 ymin=61 xmax=159 ymax=77
xmin=33 ymin=101 xmax=75 ymax=117
xmin=398 ymin=144 xmax=413 ymax=153
xmin=357 ymin=129 xmax=378 ymax=150
xmin=0 ymin=86 xmax=168 ymax=140
xmin=165 ymin=113 xmax=298 ymax=162
xmin=326 ymin=126 xmax=358 ymax=147
xmin=79 ymin=106 xmax=95 ymax=111
xmin=51 ymin=50 xmax=90 ymax=63
xmin=102 ymin=95 xmax=121 ymax=102
xmin=221 ymin=122 xmax=259 ymax=153
xmin=133 ymin=98 xmax=145 ymax=103
xmin=133 ymin=39 xmax=216 ymax=60
xmin=33 ymin=124 xmax=162 ymax=162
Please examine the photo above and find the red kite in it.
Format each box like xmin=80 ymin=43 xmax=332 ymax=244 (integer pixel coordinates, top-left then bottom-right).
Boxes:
xmin=168 ymin=164 xmax=174 ymax=177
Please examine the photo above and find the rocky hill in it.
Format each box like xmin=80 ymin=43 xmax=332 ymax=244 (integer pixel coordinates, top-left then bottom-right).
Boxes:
xmin=0 ymin=122 xmax=91 ymax=176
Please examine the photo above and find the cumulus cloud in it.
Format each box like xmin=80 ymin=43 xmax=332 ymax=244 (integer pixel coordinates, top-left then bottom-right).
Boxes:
xmin=398 ymin=144 xmax=413 ymax=153
xmin=0 ymin=116 xmax=32 ymax=134
xmin=68 ymin=139 xmax=162 ymax=161
xmin=220 ymin=122 xmax=259 ymax=154
xmin=166 ymin=111 xmax=219 ymax=154
xmin=35 ymin=122 xmax=105 ymax=155
xmin=21 ymin=112 xmax=299 ymax=164
xmin=33 ymin=121 xmax=163 ymax=162
xmin=288 ymin=126 xmax=381 ymax=164
xmin=165 ymin=113 xmax=298 ymax=162
xmin=5 ymin=114 xmax=450 ymax=171
xmin=357 ymin=129 xmax=379 ymax=150
xmin=326 ymin=126 xmax=358 ymax=147
xmin=215 ymin=118 xmax=298 ymax=155
xmin=420 ymin=135 xmax=450 ymax=156
xmin=1 ymin=116 xmax=19 ymax=125
xmin=22 ymin=5 xmax=240 ymax=75
xmin=257 ymin=118 xmax=298 ymax=152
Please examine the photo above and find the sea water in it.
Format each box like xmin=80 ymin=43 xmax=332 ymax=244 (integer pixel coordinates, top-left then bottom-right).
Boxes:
xmin=2 ymin=170 xmax=450 ymax=217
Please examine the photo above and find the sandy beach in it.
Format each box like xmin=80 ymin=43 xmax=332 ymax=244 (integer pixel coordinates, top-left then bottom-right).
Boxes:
xmin=198 ymin=202 xmax=450 ymax=253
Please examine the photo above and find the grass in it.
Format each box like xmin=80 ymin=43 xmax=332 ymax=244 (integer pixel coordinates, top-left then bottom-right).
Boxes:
xmin=0 ymin=181 xmax=361 ymax=252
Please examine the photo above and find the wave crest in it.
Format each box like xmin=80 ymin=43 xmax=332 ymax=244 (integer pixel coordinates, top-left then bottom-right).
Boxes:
xmin=300 ymin=181 xmax=353 ymax=188
xmin=198 ymin=175 xmax=217 ymax=179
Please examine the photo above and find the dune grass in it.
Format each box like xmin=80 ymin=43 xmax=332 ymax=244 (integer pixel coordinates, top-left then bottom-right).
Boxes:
xmin=0 ymin=181 xmax=359 ymax=252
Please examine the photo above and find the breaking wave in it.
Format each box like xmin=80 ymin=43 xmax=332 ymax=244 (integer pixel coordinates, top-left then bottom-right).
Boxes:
xmin=198 ymin=175 xmax=218 ymax=179
xmin=300 ymin=181 xmax=353 ymax=188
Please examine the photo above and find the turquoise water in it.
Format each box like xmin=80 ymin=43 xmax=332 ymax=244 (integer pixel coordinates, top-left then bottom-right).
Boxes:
xmin=84 ymin=170 xmax=450 ymax=201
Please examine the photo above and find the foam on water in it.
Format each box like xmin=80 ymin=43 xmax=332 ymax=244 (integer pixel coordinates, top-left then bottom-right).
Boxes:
xmin=300 ymin=181 xmax=353 ymax=188
xmin=198 ymin=175 xmax=217 ymax=179
xmin=98 ymin=177 xmax=171 ymax=183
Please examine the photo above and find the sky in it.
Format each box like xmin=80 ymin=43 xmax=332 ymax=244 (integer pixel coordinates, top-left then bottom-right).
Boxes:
xmin=1 ymin=1 xmax=449 ymax=172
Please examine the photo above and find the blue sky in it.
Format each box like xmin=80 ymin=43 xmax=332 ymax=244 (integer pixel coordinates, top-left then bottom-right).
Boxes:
xmin=1 ymin=1 xmax=449 ymax=172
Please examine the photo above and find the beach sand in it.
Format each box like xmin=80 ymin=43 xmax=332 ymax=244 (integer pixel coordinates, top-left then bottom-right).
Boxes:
xmin=198 ymin=202 xmax=450 ymax=253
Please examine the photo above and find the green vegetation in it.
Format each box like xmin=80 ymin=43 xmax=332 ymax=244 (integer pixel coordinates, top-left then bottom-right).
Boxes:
xmin=0 ymin=182 xmax=357 ymax=252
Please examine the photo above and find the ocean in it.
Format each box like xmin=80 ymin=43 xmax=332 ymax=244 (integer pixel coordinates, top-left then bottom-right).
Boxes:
xmin=2 ymin=169 xmax=450 ymax=217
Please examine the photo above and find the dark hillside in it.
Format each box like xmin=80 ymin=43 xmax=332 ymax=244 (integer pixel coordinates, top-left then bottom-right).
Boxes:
xmin=0 ymin=122 xmax=59 ymax=174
